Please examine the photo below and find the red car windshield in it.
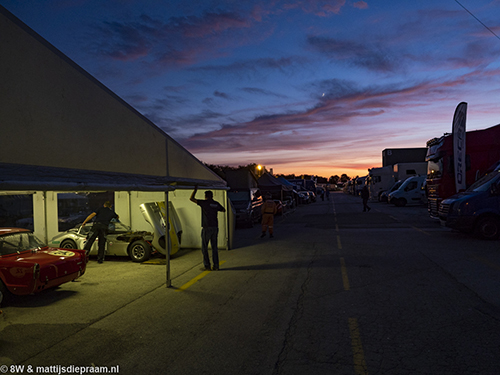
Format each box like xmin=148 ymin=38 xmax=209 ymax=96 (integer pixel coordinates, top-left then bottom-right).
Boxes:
xmin=0 ymin=232 xmax=45 ymax=255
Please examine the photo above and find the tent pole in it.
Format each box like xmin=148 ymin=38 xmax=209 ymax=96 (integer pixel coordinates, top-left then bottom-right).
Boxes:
xmin=165 ymin=190 xmax=172 ymax=288
xmin=225 ymin=189 xmax=229 ymax=251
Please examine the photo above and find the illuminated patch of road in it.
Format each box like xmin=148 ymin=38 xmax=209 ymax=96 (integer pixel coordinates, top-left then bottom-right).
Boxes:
xmin=176 ymin=261 xmax=227 ymax=292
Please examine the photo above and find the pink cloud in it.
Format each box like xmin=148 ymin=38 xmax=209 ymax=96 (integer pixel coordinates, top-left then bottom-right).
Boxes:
xmin=352 ymin=1 xmax=368 ymax=10
xmin=179 ymin=68 xmax=500 ymax=177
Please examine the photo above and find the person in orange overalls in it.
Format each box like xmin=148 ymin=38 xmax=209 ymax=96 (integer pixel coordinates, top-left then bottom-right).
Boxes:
xmin=261 ymin=193 xmax=277 ymax=238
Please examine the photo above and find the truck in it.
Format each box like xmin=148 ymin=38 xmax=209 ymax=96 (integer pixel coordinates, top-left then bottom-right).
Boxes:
xmin=225 ymin=170 xmax=264 ymax=227
xmin=439 ymin=164 xmax=500 ymax=239
xmin=368 ymin=163 xmax=427 ymax=201
xmin=426 ymin=124 xmax=500 ymax=218
xmin=392 ymin=162 xmax=427 ymax=181
xmin=368 ymin=166 xmax=393 ymax=200
xmin=228 ymin=188 xmax=263 ymax=227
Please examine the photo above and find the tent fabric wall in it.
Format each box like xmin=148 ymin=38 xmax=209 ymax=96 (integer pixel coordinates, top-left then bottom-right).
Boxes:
xmin=0 ymin=6 xmax=233 ymax=253
xmin=0 ymin=5 xmax=225 ymax=188
xmin=224 ymin=170 xmax=259 ymax=190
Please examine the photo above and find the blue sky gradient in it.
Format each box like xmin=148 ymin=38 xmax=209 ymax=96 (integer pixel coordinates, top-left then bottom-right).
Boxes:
xmin=2 ymin=0 xmax=500 ymax=177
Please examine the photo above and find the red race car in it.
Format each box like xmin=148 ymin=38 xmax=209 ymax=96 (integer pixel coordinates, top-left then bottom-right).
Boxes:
xmin=0 ymin=228 xmax=87 ymax=304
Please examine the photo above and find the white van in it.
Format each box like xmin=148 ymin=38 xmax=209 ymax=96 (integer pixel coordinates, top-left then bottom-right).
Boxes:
xmin=388 ymin=175 xmax=426 ymax=207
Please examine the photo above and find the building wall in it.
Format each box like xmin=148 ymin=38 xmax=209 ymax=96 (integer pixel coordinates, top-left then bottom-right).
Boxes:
xmin=382 ymin=148 xmax=428 ymax=167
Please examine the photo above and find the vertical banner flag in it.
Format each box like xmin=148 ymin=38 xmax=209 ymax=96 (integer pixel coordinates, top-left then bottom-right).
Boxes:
xmin=452 ymin=102 xmax=467 ymax=192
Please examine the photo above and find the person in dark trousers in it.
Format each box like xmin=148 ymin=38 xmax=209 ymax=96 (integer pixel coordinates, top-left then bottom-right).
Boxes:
xmin=361 ymin=185 xmax=371 ymax=212
xmin=261 ymin=193 xmax=277 ymax=238
xmin=82 ymin=201 xmax=119 ymax=263
xmin=190 ymin=186 xmax=226 ymax=271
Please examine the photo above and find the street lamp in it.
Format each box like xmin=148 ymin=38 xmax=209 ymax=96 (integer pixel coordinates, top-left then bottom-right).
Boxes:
xmin=256 ymin=164 xmax=263 ymax=177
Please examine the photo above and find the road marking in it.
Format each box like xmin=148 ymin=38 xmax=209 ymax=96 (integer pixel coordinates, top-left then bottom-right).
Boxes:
xmin=337 ymin=235 xmax=343 ymax=249
xmin=176 ymin=261 xmax=227 ymax=292
xmin=411 ymin=226 xmax=430 ymax=236
xmin=340 ymin=257 xmax=350 ymax=291
xmin=348 ymin=318 xmax=368 ymax=375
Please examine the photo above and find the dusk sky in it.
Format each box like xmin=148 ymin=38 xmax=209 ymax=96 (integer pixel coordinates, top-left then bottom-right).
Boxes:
xmin=2 ymin=0 xmax=500 ymax=178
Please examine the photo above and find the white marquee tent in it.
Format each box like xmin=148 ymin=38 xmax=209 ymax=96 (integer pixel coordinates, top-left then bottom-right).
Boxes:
xmin=0 ymin=5 xmax=234 ymax=285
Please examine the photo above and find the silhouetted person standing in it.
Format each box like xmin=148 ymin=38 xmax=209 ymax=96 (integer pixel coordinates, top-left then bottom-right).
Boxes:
xmin=361 ymin=185 xmax=371 ymax=212
xmin=190 ymin=186 xmax=226 ymax=271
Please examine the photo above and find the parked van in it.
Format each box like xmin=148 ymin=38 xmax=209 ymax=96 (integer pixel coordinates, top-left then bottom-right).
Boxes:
xmin=388 ymin=176 xmax=426 ymax=207
xmin=379 ymin=180 xmax=403 ymax=202
xmin=439 ymin=168 xmax=500 ymax=240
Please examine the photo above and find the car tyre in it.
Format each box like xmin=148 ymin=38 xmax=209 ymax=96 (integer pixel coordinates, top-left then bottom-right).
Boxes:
xmin=0 ymin=280 xmax=10 ymax=306
xmin=475 ymin=217 xmax=500 ymax=240
xmin=129 ymin=240 xmax=151 ymax=262
xmin=60 ymin=239 xmax=77 ymax=249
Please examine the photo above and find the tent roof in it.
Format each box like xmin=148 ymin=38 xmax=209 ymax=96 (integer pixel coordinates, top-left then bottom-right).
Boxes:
xmin=0 ymin=163 xmax=226 ymax=192
xmin=258 ymin=173 xmax=292 ymax=191
xmin=277 ymin=176 xmax=296 ymax=187
xmin=0 ymin=6 xmax=226 ymax=190
xmin=224 ymin=170 xmax=258 ymax=190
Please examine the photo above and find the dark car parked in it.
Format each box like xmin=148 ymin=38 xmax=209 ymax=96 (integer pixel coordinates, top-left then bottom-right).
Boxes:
xmin=229 ymin=189 xmax=263 ymax=227
xmin=439 ymin=168 xmax=500 ymax=240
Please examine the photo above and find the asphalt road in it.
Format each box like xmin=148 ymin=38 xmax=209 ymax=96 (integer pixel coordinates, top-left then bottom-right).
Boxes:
xmin=2 ymin=191 xmax=500 ymax=375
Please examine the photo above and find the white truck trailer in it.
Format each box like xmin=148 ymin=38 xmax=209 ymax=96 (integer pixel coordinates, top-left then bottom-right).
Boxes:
xmin=368 ymin=166 xmax=393 ymax=200
xmin=368 ymin=162 xmax=427 ymax=200
xmin=392 ymin=162 xmax=427 ymax=181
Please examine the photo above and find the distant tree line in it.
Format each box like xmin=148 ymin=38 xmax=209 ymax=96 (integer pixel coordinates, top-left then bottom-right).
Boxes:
xmin=204 ymin=163 xmax=351 ymax=185
xmin=204 ymin=163 xmax=264 ymax=179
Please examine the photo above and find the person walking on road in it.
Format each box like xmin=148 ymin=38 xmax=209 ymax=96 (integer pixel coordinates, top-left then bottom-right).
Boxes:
xmin=82 ymin=201 xmax=119 ymax=263
xmin=190 ymin=186 xmax=226 ymax=271
xmin=261 ymin=193 xmax=277 ymax=238
xmin=361 ymin=185 xmax=371 ymax=212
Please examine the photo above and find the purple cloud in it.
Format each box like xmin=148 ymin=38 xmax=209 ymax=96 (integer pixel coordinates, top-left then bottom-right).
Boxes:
xmin=181 ymin=68 xmax=497 ymax=155
xmin=213 ymin=90 xmax=231 ymax=99
xmin=86 ymin=11 xmax=257 ymax=66
xmin=241 ymin=87 xmax=288 ymax=98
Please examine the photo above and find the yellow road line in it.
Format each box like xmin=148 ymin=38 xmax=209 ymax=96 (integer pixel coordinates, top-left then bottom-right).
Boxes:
xmin=176 ymin=260 xmax=227 ymax=292
xmin=348 ymin=317 xmax=368 ymax=375
xmin=412 ymin=226 xmax=430 ymax=236
xmin=337 ymin=235 xmax=343 ymax=249
xmin=340 ymin=257 xmax=350 ymax=291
